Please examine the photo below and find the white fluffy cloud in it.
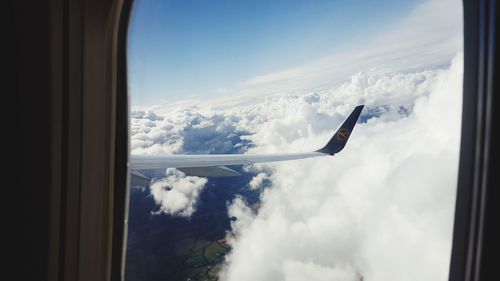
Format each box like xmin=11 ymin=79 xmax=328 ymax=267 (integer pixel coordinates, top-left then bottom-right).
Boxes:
xmin=149 ymin=169 xmax=208 ymax=217
xmin=248 ymin=172 xmax=269 ymax=190
xmin=131 ymin=65 xmax=450 ymax=218
xmin=218 ymin=51 xmax=463 ymax=281
xmin=131 ymin=51 xmax=463 ymax=279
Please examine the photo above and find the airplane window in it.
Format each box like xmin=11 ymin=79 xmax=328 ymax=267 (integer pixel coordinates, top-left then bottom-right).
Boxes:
xmin=126 ymin=0 xmax=464 ymax=280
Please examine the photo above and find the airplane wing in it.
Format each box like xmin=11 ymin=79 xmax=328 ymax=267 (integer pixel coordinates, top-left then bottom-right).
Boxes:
xmin=129 ymin=105 xmax=363 ymax=181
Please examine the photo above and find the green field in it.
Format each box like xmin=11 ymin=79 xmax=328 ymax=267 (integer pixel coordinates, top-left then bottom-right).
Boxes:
xmin=204 ymin=241 xmax=228 ymax=261
xmin=171 ymin=238 xmax=231 ymax=281
xmin=126 ymin=233 xmax=231 ymax=280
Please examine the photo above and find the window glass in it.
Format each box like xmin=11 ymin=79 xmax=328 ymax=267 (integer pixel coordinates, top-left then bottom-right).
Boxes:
xmin=126 ymin=0 xmax=463 ymax=280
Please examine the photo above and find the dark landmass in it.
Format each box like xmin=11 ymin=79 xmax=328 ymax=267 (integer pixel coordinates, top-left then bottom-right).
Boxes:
xmin=125 ymin=166 xmax=260 ymax=281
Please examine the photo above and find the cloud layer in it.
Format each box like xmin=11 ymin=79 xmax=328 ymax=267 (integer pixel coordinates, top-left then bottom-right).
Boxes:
xmin=131 ymin=64 xmax=453 ymax=218
xmin=219 ymin=52 xmax=463 ymax=281
xmin=129 ymin=0 xmax=463 ymax=278
xmin=131 ymin=52 xmax=463 ymax=279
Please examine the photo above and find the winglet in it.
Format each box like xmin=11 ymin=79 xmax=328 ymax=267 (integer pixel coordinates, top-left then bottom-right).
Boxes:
xmin=316 ymin=105 xmax=364 ymax=155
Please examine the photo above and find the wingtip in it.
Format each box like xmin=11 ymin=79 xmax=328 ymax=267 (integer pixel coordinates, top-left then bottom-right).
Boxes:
xmin=353 ymin=105 xmax=365 ymax=112
xmin=316 ymin=105 xmax=364 ymax=155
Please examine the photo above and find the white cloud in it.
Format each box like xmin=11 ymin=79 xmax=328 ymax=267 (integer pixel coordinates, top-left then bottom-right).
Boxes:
xmin=218 ymin=53 xmax=463 ymax=281
xmin=227 ymin=196 xmax=256 ymax=237
xmin=132 ymin=51 xmax=463 ymax=278
xmin=149 ymin=169 xmax=208 ymax=217
xmin=131 ymin=59 xmax=460 ymax=224
xmin=248 ymin=172 xmax=269 ymax=190
xmin=282 ymin=260 xmax=360 ymax=281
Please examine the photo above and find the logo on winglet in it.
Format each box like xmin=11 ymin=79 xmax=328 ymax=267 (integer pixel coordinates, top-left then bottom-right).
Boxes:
xmin=337 ymin=128 xmax=349 ymax=141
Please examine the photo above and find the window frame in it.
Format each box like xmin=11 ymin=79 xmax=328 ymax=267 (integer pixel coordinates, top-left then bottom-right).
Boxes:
xmin=32 ymin=0 xmax=499 ymax=280
xmin=448 ymin=1 xmax=499 ymax=281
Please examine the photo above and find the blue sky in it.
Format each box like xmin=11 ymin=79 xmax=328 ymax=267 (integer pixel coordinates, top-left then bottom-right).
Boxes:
xmin=128 ymin=0 xmax=421 ymax=106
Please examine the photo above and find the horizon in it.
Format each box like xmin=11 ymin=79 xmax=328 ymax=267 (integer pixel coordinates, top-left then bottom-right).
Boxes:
xmin=128 ymin=0 xmax=422 ymax=106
